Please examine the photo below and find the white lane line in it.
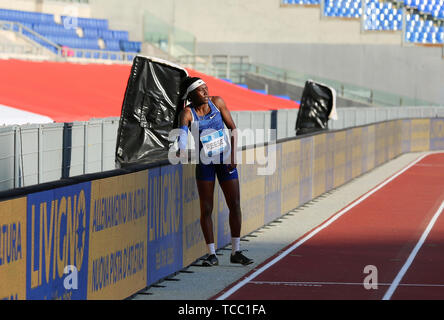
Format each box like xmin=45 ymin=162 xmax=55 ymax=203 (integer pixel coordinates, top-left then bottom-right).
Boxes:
xmin=216 ymin=153 xmax=432 ymax=300
xmin=414 ymin=164 xmax=444 ymax=167
xmin=250 ymin=281 xmax=444 ymax=288
xmin=382 ymin=200 xmax=444 ymax=300
xmin=250 ymin=281 xmax=372 ymax=287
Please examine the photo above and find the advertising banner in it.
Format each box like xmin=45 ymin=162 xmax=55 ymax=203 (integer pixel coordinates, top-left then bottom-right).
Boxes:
xmin=375 ymin=122 xmax=388 ymax=166
xmin=0 ymin=198 xmax=27 ymax=300
xmin=281 ymin=139 xmax=301 ymax=212
xmin=325 ymin=132 xmax=335 ymax=191
xmin=182 ymin=164 xmax=206 ymax=267
xmin=345 ymin=130 xmax=353 ymax=182
xmin=26 ymin=182 xmax=91 ymax=300
xmin=410 ymin=119 xmax=430 ymax=152
xmin=387 ymin=120 xmax=396 ymax=161
xmin=351 ymin=128 xmax=363 ymax=180
xmin=401 ymin=120 xmax=412 ymax=153
xmin=216 ymin=178 xmax=231 ymax=250
xmin=87 ymin=171 xmax=148 ymax=300
xmin=365 ymin=124 xmax=376 ymax=172
xmin=264 ymin=144 xmax=282 ymax=225
xmin=430 ymin=119 xmax=444 ymax=151
xmin=147 ymin=165 xmax=183 ymax=285
xmin=239 ymin=151 xmax=266 ymax=235
xmin=299 ymin=137 xmax=313 ymax=206
xmin=334 ymin=131 xmax=346 ymax=188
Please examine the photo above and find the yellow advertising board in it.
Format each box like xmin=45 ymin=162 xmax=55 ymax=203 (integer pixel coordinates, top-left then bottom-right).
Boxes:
xmin=410 ymin=119 xmax=431 ymax=152
xmin=0 ymin=198 xmax=27 ymax=300
xmin=182 ymin=164 xmax=206 ymax=267
xmin=312 ymin=134 xmax=327 ymax=199
xmin=281 ymin=139 xmax=301 ymax=212
xmin=351 ymin=128 xmax=363 ymax=179
xmin=393 ymin=120 xmax=404 ymax=157
xmin=334 ymin=131 xmax=346 ymax=188
xmin=87 ymin=170 xmax=148 ymax=300
xmin=365 ymin=124 xmax=376 ymax=172
xmin=430 ymin=119 xmax=444 ymax=150
xmin=386 ymin=121 xmax=396 ymax=161
xmin=239 ymin=148 xmax=265 ymax=236
xmin=375 ymin=122 xmax=388 ymax=166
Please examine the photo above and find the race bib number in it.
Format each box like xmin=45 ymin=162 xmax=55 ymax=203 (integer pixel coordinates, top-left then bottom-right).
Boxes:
xmin=200 ymin=129 xmax=227 ymax=157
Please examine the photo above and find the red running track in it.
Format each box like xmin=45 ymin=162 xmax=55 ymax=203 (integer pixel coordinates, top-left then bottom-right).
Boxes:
xmin=214 ymin=153 xmax=444 ymax=300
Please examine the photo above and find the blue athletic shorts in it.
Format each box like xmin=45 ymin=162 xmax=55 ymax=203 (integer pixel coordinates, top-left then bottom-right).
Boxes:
xmin=196 ymin=163 xmax=239 ymax=182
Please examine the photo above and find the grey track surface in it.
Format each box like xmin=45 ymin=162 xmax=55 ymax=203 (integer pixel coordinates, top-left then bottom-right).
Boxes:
xmin=131 ymin=151 xmax=429 ymax=300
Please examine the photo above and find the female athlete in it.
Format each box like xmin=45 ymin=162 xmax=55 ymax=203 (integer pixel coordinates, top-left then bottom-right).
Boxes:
xmin=177 ymin=77 xmax=253 ymax=267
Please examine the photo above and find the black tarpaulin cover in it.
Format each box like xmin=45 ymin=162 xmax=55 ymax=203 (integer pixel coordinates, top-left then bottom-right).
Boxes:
xmin=295 ymin=80 xmax=337 ymax=136
xmin=115 ymin=55 xmax=188 ymax=167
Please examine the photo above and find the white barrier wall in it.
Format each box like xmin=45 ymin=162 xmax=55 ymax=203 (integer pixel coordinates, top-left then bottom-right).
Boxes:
xmin=1 ymin=106 xmax=444 ymax=191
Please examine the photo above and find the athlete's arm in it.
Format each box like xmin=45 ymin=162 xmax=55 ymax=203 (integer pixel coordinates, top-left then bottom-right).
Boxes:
xmin=176 ymin=107 xmax=193 ymax=157
xmin=179 ymin=107 xmax=193 ymax=127
xmin=211 ymin=96 xmax=238 ymax=169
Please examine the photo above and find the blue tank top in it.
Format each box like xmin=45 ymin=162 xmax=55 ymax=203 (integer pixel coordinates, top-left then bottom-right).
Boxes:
xmin=190 ymin=99 xmax=230 ymax=162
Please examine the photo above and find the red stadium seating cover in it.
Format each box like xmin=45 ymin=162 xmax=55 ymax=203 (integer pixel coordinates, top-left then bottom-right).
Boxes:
xmin=0 ymin=59 xmax=299 ymax=122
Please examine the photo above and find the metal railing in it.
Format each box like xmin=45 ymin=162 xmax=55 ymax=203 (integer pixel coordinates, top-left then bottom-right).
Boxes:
xmin=176 ymin=54 xmax=439 ymax=107
xmin=252 ymin=63 xmax=440 ymax=106
xmin=0 ymin=20 xmax=62 ymax=56
xmin=178 ymin=54 xmax=251 ymax=84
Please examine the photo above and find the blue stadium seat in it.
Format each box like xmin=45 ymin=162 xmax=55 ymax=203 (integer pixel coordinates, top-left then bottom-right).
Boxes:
xmin=112 ymin=30 xmax=129 ymax=41
xmin=83 ymin=28 xmax=99 ymax=38
xmin=1 ymin=8 xmax=141 ymax=59
xmin=60 ymin=16 xmax=109 ymax=30
xmin=404 ymin=12 xmax=443 ymax=44
xmin=33 ymin=23 xmax=78 ymax=37
xmin=119 ymin=40 xmax=142 ymax=52
xmin=47 ymin=36 xmax=100 ymax=50
xmin=99 ymin=29 xmax=114 ymax=40
xmin=105 ymin=40 xmax=121 ymax=51
xmin=325 ymin=0 xmax=362 ymax=18
xmin=284 ymin=0 xmax=320 ymax=5
xmin=405 ymin=0 xmax=444 ymax=18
